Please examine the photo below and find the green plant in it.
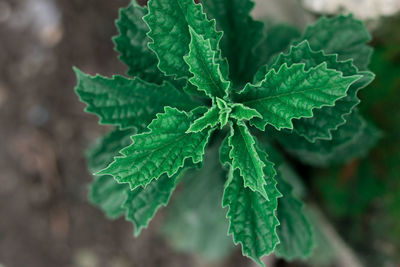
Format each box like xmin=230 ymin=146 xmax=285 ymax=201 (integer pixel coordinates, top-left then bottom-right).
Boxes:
xmin=74 ymin=0 xmax=380 ymax=265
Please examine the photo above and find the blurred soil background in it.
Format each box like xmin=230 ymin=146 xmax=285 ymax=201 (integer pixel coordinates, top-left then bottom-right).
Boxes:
xmin=0 ymin=0 xmax=199 ymax=266
xmin=0 ymin=0 xmax=399 ymax=267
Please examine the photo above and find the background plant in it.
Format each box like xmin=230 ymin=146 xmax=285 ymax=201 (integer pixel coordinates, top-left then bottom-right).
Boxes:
xmin=75 ymin=0 xmax=380 ymax=265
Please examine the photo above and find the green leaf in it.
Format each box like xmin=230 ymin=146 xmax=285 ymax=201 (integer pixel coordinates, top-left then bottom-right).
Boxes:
xmin=275 ymin=174 xmax=314 ymax=260
xmin=202 ymin=0 xmax=264 ymax=85
xmin=89 ymin=175 xmax=127 ymax=219
xmin=86 ymin=129 xmax=135 ymax=173
xmin=255 ymin=23 xmax=301 ymax=70
xmin=98 ymin=107 xmax=213 ymax=189
xmin=74 ymin=68 xmax=197 ymax=130
xmin=162 ymin=145 xmax=233 ymax=261
xmin=235 ymin=63 xmax=361 ymax=131
xmin=228 ymin=121 xmax=274 ymax=200
xmin=86 ymin=129 xmax=134 ymax=219
xmin=223 ymin=145 xmax=281 ymax=266
xmin=187 ymin=104 xmax=220 ymax=133
xmin=298 ymin=14 xmax=372 ymax=71
xmin=229 ymin=103 xmax=262 ymax=121
xmin=277 ymin=111 xmax=381 ymax=167
xmin=113 ymin=2 xmax=163 ymax=82
xmin=263 ymin=41 xmax=374 ymax=141
xmin=219 ymin=135 xmax=230 ymax=168
xmin=144 ymin=0 xmax=227 ymax=79
xmin=124 ymin=171 xmax=183 ymax=236
xmin=184 ymin=27 xmax=230 ymax=99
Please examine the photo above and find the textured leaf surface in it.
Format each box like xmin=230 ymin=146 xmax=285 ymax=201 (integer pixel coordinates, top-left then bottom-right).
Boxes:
xmin=187 ymin=105 xmax=220 ymax=133
xmin=228 ymin=121 xmax=274 ymax=200
xmin=275 ymin=174 xmax=314 ymax=260
xmin=98 ymin=107 xmax=213 ymax=189
xmin=223 ymin=145 xmax=281 ymax=266
xmin=74 ymin=69 xmax=197 ymax=130
xmin=298 ymin=15 xmax=372 ymax=70
xmin=277 ymin=111 xmax=381 ymax=166
xmin=184 ymin=27 xmax=230 ymax=99
xmin=236 ymin=63 xmax=361 ymax=130
xmin=113 ymin=2 xmax=163 ymax=82
xmin=86 ymin=129 xmax=188 ymax=234
xmin=202 ymin=0 xmax=264 ymax=85
xmin=124 ymin=171 xmax=182 ymax=236
xmin=87 ymin=129 xmax=134 ymax=219
xmin=229 ymin=103 xmax=262 ymax=121
xmin=262 ymin=41 xmax=374 ymax=141
xmin=162 ymin=146 xmax=233 ymax=261
xmin=144 ymin=0 xmax=227 ymax=79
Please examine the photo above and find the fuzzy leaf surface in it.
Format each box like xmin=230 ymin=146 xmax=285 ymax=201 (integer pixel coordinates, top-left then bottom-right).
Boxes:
xmin=86 ymin=129 xmax=190 ymax=234
xmin=113 ymin=2 xmax=163 ymax=82
xmin=275 ymin=174 xmax=314 ymax=260
xmin=236 ymin=63 xmax=361 ymax=130
xmin=184 ymin=27 xmax=230 ymax=98
xmin=228 ymin=121 xmax=274 ymax=200
xmin=223 ymin=146 xmax=280 ymax=266
xmin=98 ymin=107 xmax=212 ymax=189
xmin=187 ymin=105 xmax=220 ymax=133
xmin=262 ymin=41 xmax=374 ymax=141
xmin=229 ymin=103 xmax=262 ymax=121
xmin=74 ymin=69 xmax=197 ymax=130
xmin=144 ymin=0 xmax=227 ymax=79
xmin=298 ymin=14 xmax=372 ymax=70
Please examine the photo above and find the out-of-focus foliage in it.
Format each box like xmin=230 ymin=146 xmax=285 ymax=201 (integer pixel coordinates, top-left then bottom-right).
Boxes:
xmin=313 ymin=14 xmax=400 ymax=265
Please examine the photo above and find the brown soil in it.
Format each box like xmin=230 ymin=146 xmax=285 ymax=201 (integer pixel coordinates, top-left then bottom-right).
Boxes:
xmin=0 ymin=1 xmax=254 ymax=266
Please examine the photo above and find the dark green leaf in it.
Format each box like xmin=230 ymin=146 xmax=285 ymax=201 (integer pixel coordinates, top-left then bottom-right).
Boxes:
xmin=298 ymin=14 xmax=372 ymax=70
xmin=228 ymin=121 xmax=274 ymax=200
xmin=275 ymin=174 xmax=314 ymax=260
xmin=113 ymin=2 xmax=163 ymax=82
xmin=223 ymin=144 xmax=281 ymax=266
xmin=74 ymin=68 xmax=197 ymax=130
xmin=236 ymin=63 xmax=361 ymax=131
xmin=162 ymin=146 xmax=233 ymax=261
xmin=262 ymin=41 xmax=374 ymax=141
xmin=144 ymin=0 xmax=227 ymax=79
xmin=184 ymin=27 xmax=230 ymax=99
xmin=98 ymin=107 xmax=213 ymax=189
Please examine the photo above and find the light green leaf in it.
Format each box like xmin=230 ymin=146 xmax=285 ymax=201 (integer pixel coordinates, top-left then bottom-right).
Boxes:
xmin=162 ymin=145 xmax=233 ymax=261
xmin=223 ymin=145 xmax=281 ymax=266
xmin=98 ymin=107 xmax=213 ymax=189
xmin=219 ymin=135 xmax=230 ymax=168
xmin=184 ymin=27 xmax=230 ymax=99
xmin=144 ymin=0 xmax=227 ymax=80
xmin=235 ymin=63 xmax=361 ymax=131
xmin=74 ymin=68 xmax=197 ymax=130
xmin=262 ymin=41 xmax=374 ymax=141
xmin=113 ymin=2 xmax=163 ymax=82
xmin=187 ymin=105 xmax=220 ymax=133
xmin=275 ymin=174 xmax=314 ymax=260
xmin=277 ymin=111 xmax=381 ymax=167
xmin=202 ymin=0 xmax=264 ymax=85
xmin=298 ymin=14 xmax=372 ymax=70
xmin=228 ymin=121 xmax=276 ymax=200
xmin=86 ymin=129 xmax=134 ymax=219
xmin=229 ymin=103 xmax=262 ymax=121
